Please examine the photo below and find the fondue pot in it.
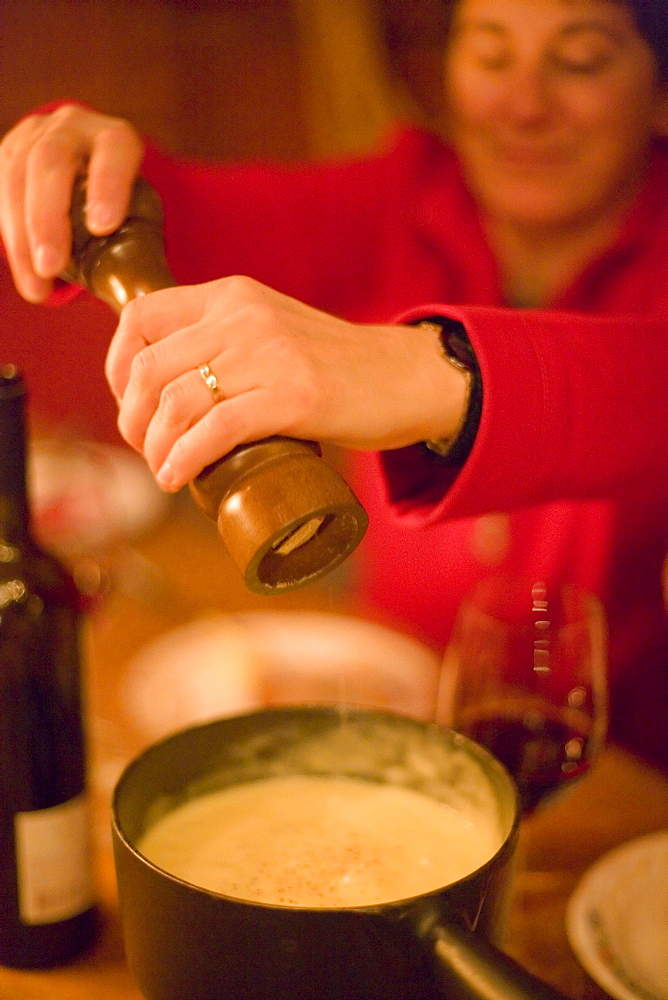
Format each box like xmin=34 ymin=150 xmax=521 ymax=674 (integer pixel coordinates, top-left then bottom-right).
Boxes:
xmin=112 ymin=706 xmax=570 ymax=1000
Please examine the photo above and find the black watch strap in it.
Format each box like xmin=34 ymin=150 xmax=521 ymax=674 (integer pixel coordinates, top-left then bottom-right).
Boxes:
xmin=414 ymin=316 xmax=482 ymax=467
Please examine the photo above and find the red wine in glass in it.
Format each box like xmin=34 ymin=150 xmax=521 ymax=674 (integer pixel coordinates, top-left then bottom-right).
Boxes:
xmin=462 ymin=703 xmax=594 ymax=813
xmin=441 ymin=578 xmax=607 ymax=815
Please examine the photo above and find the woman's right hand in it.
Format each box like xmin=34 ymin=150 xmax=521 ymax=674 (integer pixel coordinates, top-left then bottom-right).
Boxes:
xmin=0 ymin=103 xmax=143 ymax=303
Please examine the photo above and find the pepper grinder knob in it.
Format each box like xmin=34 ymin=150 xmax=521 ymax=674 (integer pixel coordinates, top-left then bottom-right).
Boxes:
xmin=65 ymin=177 xmax=368 ymax=593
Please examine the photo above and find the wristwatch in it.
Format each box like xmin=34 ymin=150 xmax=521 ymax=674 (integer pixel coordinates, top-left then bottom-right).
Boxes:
xmin=415 ymin=317 xmax=482 ymax=467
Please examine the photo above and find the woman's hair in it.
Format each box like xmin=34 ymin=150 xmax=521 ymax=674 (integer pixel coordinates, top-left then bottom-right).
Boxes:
xmin=626 ymin=1 xmax=668 ymax=80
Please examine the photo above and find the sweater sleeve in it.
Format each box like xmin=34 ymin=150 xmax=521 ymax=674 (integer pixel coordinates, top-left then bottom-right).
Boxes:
xmin=380 ymin=304 xmax=668 ymax=523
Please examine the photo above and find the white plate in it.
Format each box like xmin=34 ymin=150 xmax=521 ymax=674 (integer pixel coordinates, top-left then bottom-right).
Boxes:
xmin=567 ymin=830 xmax=668 ymax=1000
xmin=123 ymin=611 xmax=440 ymax=740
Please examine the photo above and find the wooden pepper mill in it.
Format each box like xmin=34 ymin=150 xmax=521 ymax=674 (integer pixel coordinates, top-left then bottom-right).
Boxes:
xmin=64 ymin=177 xmax=368 ymax=594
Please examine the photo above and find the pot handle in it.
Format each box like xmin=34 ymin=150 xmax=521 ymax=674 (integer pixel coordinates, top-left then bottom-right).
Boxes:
xmin=408 ymin=913 xmax=572 ymax=1000
xmin=433 ymin=922 xmax=571 ymax=1000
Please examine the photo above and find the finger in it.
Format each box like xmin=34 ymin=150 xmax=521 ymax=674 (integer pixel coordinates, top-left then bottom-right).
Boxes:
xmin=24 ymin=109 xmax=142 ymax=278
xmin=117 ymin=343 xmax=228 ymax=452
xmin=0 ymin=119 xmax=54 ymax=301
xmin=105 ymin=286 xmax=211 ymax=400
xmin=25 ymin=144 xmax=82 ymax=280
xmin=155 ymin=386 xmax=293 ymax=491
xmin=1 ymin=177 xmax=53 ymax=303
xmin=116 ymin=304 xmax=291 ymax=455
xmin=113 ymin=316 xmax=231 ymax=448
xmin=85 ymin=121 xmax=144 ymax=233
xmin=141 ymin=368 xmax=218 ymax=475
xmin=21 ymin=107 xmax=101 ymax=279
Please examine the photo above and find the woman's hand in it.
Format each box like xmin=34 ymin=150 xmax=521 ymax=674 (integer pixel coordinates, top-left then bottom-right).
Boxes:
xmin=0 ymin=103 xmax=143 ymax=303
xmin=105 ymin=275 xmax=469 ymax=491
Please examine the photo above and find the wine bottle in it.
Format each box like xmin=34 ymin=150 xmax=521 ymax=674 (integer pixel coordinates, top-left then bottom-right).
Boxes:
xmin=0 ymin=365 xmax=96 ymax=968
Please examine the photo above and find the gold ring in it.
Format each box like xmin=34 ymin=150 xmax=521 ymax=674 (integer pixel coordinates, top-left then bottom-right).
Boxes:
xmin=198 ymin=363 xmax=223 ymax=403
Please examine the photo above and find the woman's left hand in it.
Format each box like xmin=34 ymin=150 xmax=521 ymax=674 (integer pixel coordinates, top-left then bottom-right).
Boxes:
xmin=105 ymin=275 xmax=468 ymax=491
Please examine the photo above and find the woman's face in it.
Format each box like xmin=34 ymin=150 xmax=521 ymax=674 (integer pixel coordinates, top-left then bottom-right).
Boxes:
xmin=444 ymin=0 xmax=668 ymax=234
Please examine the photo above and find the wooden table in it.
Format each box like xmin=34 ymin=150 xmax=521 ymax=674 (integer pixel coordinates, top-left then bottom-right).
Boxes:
xmin=2 ymin=493 xmax=668 ymax=1000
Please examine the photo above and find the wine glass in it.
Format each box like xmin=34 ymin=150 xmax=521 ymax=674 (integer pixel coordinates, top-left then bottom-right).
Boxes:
xmin=28 ymin=434 xmax=172 ymax=609
xmin=438 ymin=577 xmax=608 ymax=814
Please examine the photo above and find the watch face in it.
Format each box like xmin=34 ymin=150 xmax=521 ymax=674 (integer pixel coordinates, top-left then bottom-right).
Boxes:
xmin=424 ymin=437 xmax=455 ymax=458
xmin=416 ymin=316 xmax=481 ymax=467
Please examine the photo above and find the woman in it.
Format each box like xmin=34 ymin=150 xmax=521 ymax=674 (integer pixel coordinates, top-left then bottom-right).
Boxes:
xmin=1 ymin=0 xmax=667 ymax=765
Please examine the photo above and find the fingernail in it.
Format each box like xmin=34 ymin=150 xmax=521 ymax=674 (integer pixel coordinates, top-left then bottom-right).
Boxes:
xmin=87 ymin=202 xmax=117 ymax=233
xmin=34 ymin=244 xmax=61 ymax=278
xmin=22 ymin=279 xmax=49 ymax=304
xmin=157 ymin=460 xmax=176 ymax=491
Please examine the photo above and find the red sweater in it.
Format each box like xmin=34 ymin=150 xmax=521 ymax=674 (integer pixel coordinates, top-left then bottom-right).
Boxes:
xmin=8 ymin=124 xmax=668 ymax=766
xmin=134 ymin=127 xmax=668 ymax=766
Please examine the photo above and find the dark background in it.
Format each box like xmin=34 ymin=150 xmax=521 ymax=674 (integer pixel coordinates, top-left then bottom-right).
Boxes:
xmin=0 ymin=0 xmax=451 ymax=161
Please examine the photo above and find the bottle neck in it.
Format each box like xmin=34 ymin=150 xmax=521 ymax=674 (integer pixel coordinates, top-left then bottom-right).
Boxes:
xmin=0 ymin=367 xmax=31 ymax=540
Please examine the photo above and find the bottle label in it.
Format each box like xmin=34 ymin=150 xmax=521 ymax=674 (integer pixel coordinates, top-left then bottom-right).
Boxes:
xmin=14 ymin=794 xmax=94 ymax=925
